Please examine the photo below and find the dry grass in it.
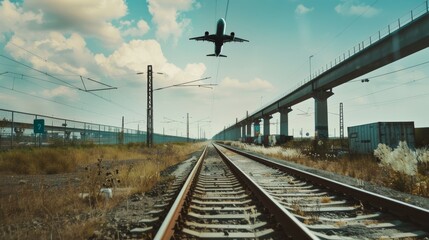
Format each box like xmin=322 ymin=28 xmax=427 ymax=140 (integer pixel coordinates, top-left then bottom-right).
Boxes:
xmin=291 ymin=200 xmax=305 ymax=216
xmin=291 ymin=155 xmax=384 ymax=185
xmin=320 ymin=196 xmax=332 ymax=203
xmin=0 ymin=142 xmax=204 ymax=239
xmin=0 ymin=143 xmax=167 ymax=175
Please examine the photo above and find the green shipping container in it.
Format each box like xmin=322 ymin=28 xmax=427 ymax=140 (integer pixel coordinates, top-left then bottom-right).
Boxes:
xmin=348 ymin=122 xmax=415 ymax=154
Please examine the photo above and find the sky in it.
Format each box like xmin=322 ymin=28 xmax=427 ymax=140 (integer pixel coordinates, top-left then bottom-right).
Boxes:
xmin=1 ymin=0 xmax=429 ymax=139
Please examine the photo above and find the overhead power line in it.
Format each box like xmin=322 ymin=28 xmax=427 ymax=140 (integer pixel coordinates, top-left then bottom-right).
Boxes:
xmin=0 ymin=55 xmax=144 ymax=117
xmin=0 ymin=54 xmax=82 ymax=90
xmin=153 ymin=77 xmax=213 ymax=91
xmin=7 ymin=40 xmax=48 ymax=63
xmin=224 ymin=0 xmax=230 ymax=20
xmin=345 ymin=75 xmax=428 ymax=102
xmin=0 ymin=84 xmax=117 ymax=120
xmin=366 ymin=59 xmax=429 ymax=79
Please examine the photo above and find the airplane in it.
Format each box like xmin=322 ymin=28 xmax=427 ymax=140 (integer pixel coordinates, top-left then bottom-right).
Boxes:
xmin=189 ymin=18 xmax=249 ymax=57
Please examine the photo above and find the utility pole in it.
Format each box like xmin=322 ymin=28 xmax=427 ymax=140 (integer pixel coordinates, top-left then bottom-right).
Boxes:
xmin=141 ymin=66 xmax=211 ymax=146
xmin=186 ymin=113 xmax=189 ymax=142
xmin=339 ymin=102 xmax=344 ymax=147
xmin=121 ymin=116 xmax=124 ymax=145
xmin=147 ymin=65 xmax=153 ymax=147
xmin=309 ymin=55 xmax=314 ymax=80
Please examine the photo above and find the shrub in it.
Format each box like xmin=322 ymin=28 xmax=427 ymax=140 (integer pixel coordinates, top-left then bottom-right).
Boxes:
xmin=374 ymin=141 xmax=418 ymax=176
xmin=374 ymin=141 xmax=429 ymax=195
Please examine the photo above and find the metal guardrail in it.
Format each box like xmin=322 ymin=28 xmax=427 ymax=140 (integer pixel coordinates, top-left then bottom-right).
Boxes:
xmin=0 ymin=108 xmax=189 ymax=148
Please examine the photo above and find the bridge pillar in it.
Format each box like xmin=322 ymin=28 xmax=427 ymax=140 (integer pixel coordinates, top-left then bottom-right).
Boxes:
xmin=246 ymin=122 xmax=252 ymax=143
xmin=263 ymin=115 xmax=272 ymax=145
xmin=235 ymin=126 xmax=241 ymax=141
xmin=314 ymin=89 xmax=334 ymax=140
xmin=253 ymin=119 xmax=261 ymax=144
xmin=279 ymin=107 xmax=292 ymax=143
xmin=241 ymin=124 xmax=245 ymax=141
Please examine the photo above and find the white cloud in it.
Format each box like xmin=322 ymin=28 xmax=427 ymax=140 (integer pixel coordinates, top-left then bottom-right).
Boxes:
xmin=147 ymin=0 xmax=196 ymax=42
xmin=184 ymin=63 xmax=206 ymax=78
xmin=217 ymin=77 xmax=274 ymax=97
xmin=20 ymin=0 xmax=127 ymax=46
xmin=120 ymin=20 xmax=132 ymax=27
xmin=42 ymin=86 xmax=78 ymax=100
xmin=95 ymin=39 xmax=167 ymax=77
xmin=335 ymin=1 xmax=379 ymax=18
xmin=95 ymin=39 xmax=206 ymax=85
xmin=6 ymin=32 xmax=95 ymax=76
xmin=0 ymin=0 xmax=43 ymax=37
xmin=122 ymin=19 xmax=150 ymax=37
xmin=295 ymin=4 xmax=313 ymax=15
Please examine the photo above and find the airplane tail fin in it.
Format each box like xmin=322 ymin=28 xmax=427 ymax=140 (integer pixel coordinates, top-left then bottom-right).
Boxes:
xmin=206 ymin=54 xmax=227 ymax=57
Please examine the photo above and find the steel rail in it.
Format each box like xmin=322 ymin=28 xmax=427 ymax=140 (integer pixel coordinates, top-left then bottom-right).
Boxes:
xmin=213 ymin=143 xmax=319 ymax=240
xmin=154 ymin=146 xmax=208 ymax=240
xmin=219 ymin=143 xmax=429 ymax=230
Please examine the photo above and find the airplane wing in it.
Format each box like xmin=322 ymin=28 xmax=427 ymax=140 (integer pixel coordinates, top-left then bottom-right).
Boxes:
xmin=223 ymin=35 xmax=249 ymax=43
xmin=189 ymin=34 xmax=217 ymax=42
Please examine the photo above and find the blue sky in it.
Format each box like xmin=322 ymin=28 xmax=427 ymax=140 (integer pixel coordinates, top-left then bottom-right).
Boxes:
xmin=1 ymin=0 xmax=428 ymax=139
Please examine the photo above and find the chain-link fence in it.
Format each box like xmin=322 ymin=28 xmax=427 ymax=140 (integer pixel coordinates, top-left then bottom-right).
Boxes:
xmin=0 ymin=108 xmax=189 ymax=148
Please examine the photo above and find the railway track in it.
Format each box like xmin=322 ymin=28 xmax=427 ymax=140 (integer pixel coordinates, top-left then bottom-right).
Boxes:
xmin=154 ymin=143 xmax=429 ymax=239
xmin=155 ymin=145 xmax=312 ymax=239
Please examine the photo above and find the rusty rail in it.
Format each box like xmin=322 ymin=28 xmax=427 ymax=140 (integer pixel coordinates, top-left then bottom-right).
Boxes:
xmin=154 ymin=145 xmax=207 ymax=240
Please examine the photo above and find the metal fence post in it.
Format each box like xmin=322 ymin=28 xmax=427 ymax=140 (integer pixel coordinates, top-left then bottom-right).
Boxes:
xmin=11 ymin=111 xmax=14 ymax=148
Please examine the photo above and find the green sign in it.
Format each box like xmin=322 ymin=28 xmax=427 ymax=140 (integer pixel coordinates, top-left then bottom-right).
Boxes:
xmin=34 ymin=119 xmax=45 ymax=134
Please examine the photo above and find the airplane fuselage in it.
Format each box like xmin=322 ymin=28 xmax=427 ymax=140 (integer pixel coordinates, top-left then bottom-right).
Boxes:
xmin=214 ymin=18 xmax=226 ymax=56
xmin=189 ymin=17 xmax=248 ymax=57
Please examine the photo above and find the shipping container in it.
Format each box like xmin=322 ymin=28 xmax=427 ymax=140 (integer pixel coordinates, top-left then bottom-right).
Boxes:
xmin=348 ymin=122 xmax=415 ymax=154
xmin=415 ymin=127 xmax=429 ymax=148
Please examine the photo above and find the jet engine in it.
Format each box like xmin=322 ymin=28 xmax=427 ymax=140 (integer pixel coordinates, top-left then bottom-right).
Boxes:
xmin=205 ymin=31 xmax=209 ymax=36
xmin=230 ymin=32 xmax=235 ymax=40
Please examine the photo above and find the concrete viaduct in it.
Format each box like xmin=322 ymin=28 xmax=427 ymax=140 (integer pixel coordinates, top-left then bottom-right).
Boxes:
xmin=213 ymin=7 xmax=429 ymax=144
